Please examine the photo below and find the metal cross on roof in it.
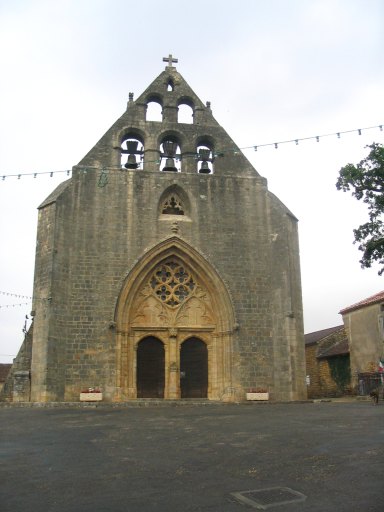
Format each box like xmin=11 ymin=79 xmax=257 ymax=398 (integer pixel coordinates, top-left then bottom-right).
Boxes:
xmin=163 ymin=54 xmax=178 ymax=67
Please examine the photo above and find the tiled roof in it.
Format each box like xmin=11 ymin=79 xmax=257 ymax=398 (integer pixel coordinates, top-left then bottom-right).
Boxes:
xmin=317 ymin=338 xmax=349 ymax=359
xmin=0 ymin=363 xmax=12 ymax=382
xmin=304 ymin=325 xmax=344 ymax=346
xmin=339 ymin=290 xmax=384 ymax=314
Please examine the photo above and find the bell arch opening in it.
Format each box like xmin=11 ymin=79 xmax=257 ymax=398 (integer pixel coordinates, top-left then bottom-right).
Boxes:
xmin=177 ymin=96 xmax=195 ymax=124
xmin=114 ymin=238 xmax=236 ymax=401
xmin=178 ymin=104 xmax=194 ymax=124
xmin=120 ymin=133 xmax=144 ymax=170
xmin=167 ymin=79 xmax=174 ymax=92
xmin=160 ymin=136 xmax=181 ymax=172
xmin=146 ymin=96 xmax=163 ymax=122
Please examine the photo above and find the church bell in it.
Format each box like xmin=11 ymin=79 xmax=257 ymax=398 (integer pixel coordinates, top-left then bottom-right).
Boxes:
xmin=162 ymin=140 xmax=178 ymax=172
xmin=124 ymin=140 xmax=139 ymax=169
xmin=198 ymin=148 xmax=211 ymax=174
xmin=198 ymin=161 xmax=210 ymax=174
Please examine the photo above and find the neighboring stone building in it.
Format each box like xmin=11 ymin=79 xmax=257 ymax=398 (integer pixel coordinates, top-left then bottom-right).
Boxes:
xmin=340 ymin=290 xmax=384 ymax=390
xmin=0 ymin=324 xmax=33 ymax=402
xmin=304 ymin=289 xmax=384 ymax=398
xmin=0 ymin=322 xmax=33 ymax=402
xmin=5 ymin=57 xmax=306 ymax=403
xmin=0 ymin=364 xmax=12 ymax=393
xmin=305 ymin=325 xmax=350 ymax=398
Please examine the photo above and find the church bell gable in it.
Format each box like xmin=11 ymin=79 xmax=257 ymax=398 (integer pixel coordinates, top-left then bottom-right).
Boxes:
xmin=77 ymin=55 xmax=259 ymax=178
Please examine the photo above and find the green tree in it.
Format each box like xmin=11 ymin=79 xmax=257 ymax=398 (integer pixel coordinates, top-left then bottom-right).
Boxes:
xmin=336 ymin=143 xmax=384 ymax=275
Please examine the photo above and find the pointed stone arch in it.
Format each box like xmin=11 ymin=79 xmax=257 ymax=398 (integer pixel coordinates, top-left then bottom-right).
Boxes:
xmin=114 ymin=237 xmax=236 ymax=401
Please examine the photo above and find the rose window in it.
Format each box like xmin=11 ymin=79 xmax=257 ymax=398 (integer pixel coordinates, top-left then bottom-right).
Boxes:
xmin=150 ymin=260 xmax=195 ymax=307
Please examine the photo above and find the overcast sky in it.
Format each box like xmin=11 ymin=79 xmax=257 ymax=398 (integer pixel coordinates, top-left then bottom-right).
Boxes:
xmin=0 ymin=0 xmax=383 ymax=363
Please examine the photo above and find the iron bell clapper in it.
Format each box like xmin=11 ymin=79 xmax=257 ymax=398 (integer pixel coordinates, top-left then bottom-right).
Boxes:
xmin=162 ymin=141 xmax=178 ymax=172
xmin=124 ymin=140 xmax=139 ymax=169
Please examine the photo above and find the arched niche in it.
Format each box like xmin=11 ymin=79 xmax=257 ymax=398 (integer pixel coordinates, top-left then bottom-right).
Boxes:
xmin=158 ymin=184 xmax=190 ymax=217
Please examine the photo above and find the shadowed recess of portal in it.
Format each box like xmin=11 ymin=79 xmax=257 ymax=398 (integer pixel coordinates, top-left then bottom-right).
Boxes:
xmin=137 ymin=337 xmax=165 ymax=398
xmin=180 ymin=337 xmax=208 ymax=398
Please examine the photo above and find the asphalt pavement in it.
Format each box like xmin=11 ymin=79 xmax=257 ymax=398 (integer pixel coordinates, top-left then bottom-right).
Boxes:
xmin=1 ymin=401 xmax=383 ymax=512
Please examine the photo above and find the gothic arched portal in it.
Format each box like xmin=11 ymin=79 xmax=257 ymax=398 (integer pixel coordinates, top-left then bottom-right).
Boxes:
xmin=114 ymin=238 xmax=236 ymax=401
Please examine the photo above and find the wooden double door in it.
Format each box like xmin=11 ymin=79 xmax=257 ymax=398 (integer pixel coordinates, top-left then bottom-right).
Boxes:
xmin=136 ymin=336 xmax=208 ymax=399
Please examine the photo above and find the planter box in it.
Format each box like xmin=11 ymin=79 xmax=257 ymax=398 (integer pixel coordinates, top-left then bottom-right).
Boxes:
xmin=80 ymin=393 xmax=103 ymax=402
xmin=246 ymin=392 xmax=269 ymax=401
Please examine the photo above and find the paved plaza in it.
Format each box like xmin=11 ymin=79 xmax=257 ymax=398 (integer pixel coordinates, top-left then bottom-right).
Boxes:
xmin=1 ymin=401 xmax=383 ymax=511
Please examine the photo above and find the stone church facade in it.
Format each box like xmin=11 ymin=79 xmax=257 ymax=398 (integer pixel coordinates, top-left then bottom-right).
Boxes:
xmin=23 ymin=57 xmax=306 ymax=402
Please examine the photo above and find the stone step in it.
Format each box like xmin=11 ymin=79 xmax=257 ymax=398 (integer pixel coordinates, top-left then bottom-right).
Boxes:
xmin=0 ymin=399 xmax=232 ymax=409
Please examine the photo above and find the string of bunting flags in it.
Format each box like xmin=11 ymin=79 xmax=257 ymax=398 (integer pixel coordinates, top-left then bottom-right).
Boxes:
xmin=0 ymin=291 xmax=50 ymax=309
xmin=0 ymin=123 xmax=382 ymax=182
xmin=0 ymin=302 xmax=31 ymax=309
xmin=0 ymin=291 xmax=31 ymax=309
xmin=0 ymin=291 xmax=34 ymax=300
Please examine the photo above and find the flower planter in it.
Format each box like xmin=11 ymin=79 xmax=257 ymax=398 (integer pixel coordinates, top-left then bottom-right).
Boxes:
xmin=246 ymin=392 xmax=269 ymax=401
xmin=80 ymin=392 xmax=103 ymax=402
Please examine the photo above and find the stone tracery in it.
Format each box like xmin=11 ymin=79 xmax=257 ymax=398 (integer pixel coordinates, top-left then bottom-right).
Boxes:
xmin=150 ymin=260 xmax=195 ymax=307
xmin=161 ymin=195 xmax=184 ymax=215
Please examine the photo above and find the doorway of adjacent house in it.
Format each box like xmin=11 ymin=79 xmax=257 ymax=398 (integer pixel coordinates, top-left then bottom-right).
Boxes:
xmin=180 ymin=337 xmax=208 ymax=398
xmin=137 ymin=337 xmax=165 ymax=398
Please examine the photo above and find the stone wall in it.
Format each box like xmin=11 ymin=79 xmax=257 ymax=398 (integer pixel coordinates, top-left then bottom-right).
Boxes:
xmin=305 ymin=343 xmax=322 ymax=398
